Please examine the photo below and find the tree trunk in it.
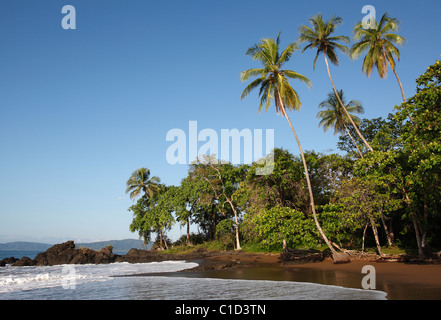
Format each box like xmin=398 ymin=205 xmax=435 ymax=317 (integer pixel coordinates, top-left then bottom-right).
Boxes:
xmin=344 ymin=123 xmax=364 ymax=158
xmin=226 ymin=199 xmax=242 ymax=250
xmin=370 ymin=216 xmax=383 ymax=256
xmin=161 ymin=229 xmax=169 ymax=250
xmin=390 ymin=64 xmax=418 ymax=127
xmin=279 ymin=100 xmax=338 ymax=257
xmin=391 ymin=65 xmax=406 ymax=102
xmin=403 ymin=188 xmax=424 ymax=259
xmin=186 ymin=216 xmax=191 ymax=246
xmin=324 ymin=54 xmax=374 ymax=152
xmin=380 ymin=210 xmax=393 ymax=247
xmin=159 ymin=229 xmax=164 ymax=250
xmin=362 ymin=223 xmax=369 ymax=253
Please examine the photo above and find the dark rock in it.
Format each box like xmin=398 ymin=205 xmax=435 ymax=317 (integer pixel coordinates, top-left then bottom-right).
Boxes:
xmin=34 ymin=241 xmax=78 ymax=266
xmin=0 ymin=257 xmax=19 ymax=267
xmin=29 ymin=241 xmax=120 ymax=266
xmin=13 ymin=256 xmax=35 ymax=267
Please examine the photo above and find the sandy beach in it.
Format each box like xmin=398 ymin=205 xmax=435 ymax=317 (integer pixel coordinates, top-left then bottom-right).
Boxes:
xmin=176 ymin=252 xmax=441 ymax=300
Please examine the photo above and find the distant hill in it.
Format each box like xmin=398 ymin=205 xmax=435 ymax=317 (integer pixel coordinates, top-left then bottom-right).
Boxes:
xmin=0 ymin=241 xmax=52 ymax=252
xmin=0 ymin=239 xmax=152 ymax=253
xmin=76 ymin=239 xmax=152 ymax=252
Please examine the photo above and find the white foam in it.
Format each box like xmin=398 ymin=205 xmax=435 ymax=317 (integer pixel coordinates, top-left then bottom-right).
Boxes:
xmin=0 ymin=261 xmax=198 ymax=294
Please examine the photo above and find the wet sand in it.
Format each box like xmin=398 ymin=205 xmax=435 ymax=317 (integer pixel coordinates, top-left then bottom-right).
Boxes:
xmin=174 ymin=253 xmax=441 ymax=300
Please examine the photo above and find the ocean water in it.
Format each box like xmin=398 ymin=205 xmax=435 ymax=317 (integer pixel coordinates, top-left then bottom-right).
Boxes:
xmin=0 ymin=261 xmax=387 ymax=300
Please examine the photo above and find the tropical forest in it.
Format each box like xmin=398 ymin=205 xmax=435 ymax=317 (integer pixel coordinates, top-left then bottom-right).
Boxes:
xmin=125 ymin=13 xmax=441 ymax=261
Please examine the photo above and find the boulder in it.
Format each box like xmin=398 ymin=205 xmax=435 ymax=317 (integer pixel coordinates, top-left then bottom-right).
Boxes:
xmin=0 ymin=257 xmax=19 ymax=267
xmin=33 ymin=241 xmax=78 ymax=266
xmin=13 ymin=256 xmax=35 ymax=267
xmin=332 ymin=252 xmax=351 ymax=264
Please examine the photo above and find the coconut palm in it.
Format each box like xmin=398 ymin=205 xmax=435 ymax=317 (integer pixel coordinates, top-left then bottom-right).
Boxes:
xmin=350 ymin=12 xmax=407 ymax=102
xmin=125 ymin=167 xmax=161 ymax=200
xmin=317 ymin=89 xmax=364 ymax=158
xmin=298 ymin=14 xmax=374 ymax=152
xmin=240 ymin=33 xmax=340 ymax=258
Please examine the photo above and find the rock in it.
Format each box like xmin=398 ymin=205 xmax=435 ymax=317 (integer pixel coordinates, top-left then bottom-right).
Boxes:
xmin=332 ymin=252 xmax=351 ymax=264
xmin=13 ymin=256 xmax=35 ymax=267
xmin=0 ymin=257 xmax=19 ymax=267
xmin=28 ymin=241 xmax=120 ymax=266
xmin=34 ymin=241 xmax=78 ymax=266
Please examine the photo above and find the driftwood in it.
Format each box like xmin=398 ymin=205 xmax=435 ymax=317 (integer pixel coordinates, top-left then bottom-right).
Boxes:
xmin=280 ymin=248 xmax=328 ymax=263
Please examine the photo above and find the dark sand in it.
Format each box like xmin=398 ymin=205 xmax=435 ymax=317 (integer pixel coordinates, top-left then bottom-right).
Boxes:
xmin=171 ymin=253 xmax=441 ymax=300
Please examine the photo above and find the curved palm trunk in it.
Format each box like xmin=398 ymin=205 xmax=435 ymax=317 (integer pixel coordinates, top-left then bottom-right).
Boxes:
xmin=344 ymin=123 xmax=364 ymax=158
xmin=391 ymin=65 xmax=417 ymax=126
xmin=279 ymin=100 xmax=337 ymax=256
xmin=392 ymin=66 xmax=406 ymax=102
xmin=324 ymin=54 xmax=374 ymax=152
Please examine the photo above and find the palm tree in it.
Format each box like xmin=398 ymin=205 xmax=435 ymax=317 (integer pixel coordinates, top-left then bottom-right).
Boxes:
xmin=350 ymin=12 xmax=407 ymax=102
xmin=125 ymin=167 xmax=161 ymax=200
xmin=240 ymin=33 xmax=340 ymax=258
xmin=298 ymin=14 xmax=374 ymax=152
xmin=317 ymin=89 xmax=365 ymax=158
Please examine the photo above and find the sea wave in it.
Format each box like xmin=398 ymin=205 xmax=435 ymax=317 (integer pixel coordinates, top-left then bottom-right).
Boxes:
xmin=0 ymin=261 xmax=198 ymax=294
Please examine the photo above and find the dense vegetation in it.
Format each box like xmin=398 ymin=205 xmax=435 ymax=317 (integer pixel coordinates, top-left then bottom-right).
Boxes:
xmin=126 ymin=12 xmax=441 ymax=260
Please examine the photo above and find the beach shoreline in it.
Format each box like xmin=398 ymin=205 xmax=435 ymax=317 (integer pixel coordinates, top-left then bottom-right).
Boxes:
xmin=174 ymin=252 xmax=441 ymax=300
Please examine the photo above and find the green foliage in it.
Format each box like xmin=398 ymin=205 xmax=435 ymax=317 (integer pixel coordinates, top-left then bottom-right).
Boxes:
xmin=215 ymin=219 xmax=236 ymax=250
xmin=240 ymin=33 xmax=312 ymax=114
xmin=251 ymin=206 xmax=317 ymax=249
xmin=350 ymin=13 xmax=406 ymax=78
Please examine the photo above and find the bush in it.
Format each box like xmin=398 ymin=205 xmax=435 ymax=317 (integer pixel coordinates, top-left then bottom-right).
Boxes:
xmin=251 ymin=206 xmax=317 ymax=249
xmin=215 ymin=219 xmax=236 ymax=250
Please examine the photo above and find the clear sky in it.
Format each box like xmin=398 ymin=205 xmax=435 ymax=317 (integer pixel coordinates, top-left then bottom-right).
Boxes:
xmin=1 ymin=0 xmax=440 ymax=244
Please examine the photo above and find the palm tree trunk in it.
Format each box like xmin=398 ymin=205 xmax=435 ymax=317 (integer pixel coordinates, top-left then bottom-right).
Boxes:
xmin=324 ymin=54 xmax=374 ymax=152
xmin=344 ymin=123 xmax=364 ymax=158
xmin=388 ymin=59 xmax=417 ymax=126
xmin=391 ymin=66 xmax=406 ymax=102
xmin=279 ymin=99 xmax=338 ymax=256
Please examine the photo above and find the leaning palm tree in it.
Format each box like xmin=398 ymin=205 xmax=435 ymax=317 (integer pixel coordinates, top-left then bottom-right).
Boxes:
xmin=125 ymin=167 xmax=161 ymax=200
xmin=317 ymin=89 xmax=364 ymax=158
xmin=350 ymin=12 xmax=407 ymax=102
xmin=298 ymin=14 xmax=374 ymax=152
xmin=240 ymin=33 xmax=340 ymax=258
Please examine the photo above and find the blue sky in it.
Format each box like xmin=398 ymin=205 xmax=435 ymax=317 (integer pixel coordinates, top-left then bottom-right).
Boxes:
xmin=0 ymin=0 xmax=440 ymax=244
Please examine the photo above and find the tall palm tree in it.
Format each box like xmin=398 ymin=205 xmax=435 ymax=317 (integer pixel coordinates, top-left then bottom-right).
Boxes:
xmin=125 ymin=167 xmax=161 ymax=200
xmin=240 ymin=33 xmax=339 ymax=257
xmin=317 ymin=89 xmax=365 ymax=158
xmin=298 ymin=14 xmax=374 ymax=152
xmin=350 ymin=12 xmax=407 ymax=102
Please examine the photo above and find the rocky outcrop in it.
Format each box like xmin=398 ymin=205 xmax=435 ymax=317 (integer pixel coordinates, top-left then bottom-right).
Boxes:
xmin=0 ymin=241 xmax=120 ymax=267
xmin=0 ymin=257 xmax=19 ymax=267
